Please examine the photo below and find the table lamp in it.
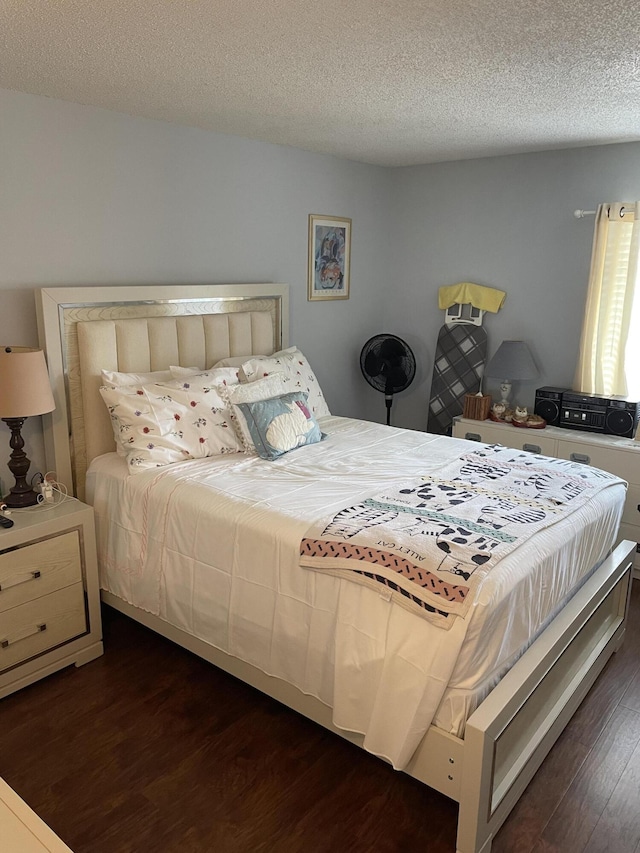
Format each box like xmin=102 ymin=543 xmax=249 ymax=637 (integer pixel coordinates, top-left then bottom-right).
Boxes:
xmin=0 ymin=347 xmax=56 ymax=508
xmin=485 ymin=340 xmax=538 ymax=407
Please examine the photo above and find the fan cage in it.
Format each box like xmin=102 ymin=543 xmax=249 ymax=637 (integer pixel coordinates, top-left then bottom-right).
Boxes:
xmin=360 ymin=334 xmax=416 ymax=425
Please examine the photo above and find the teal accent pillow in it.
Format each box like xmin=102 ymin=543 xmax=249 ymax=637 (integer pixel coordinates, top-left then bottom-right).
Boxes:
xmin=236 ymin=392 xmax=324 ymax=460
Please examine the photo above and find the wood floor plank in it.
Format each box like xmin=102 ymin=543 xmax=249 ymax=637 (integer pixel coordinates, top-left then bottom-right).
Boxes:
xmin=532 ymin=705 xmax=640 ymax=853
xmin=491 ymin=729 xmax=590 ymax=853
xmin=0 ymin=583 xmax=638 ymax=853
xmin=582 ymin=736 xmax=640 ymax=853
xmin=565 ymin=630 xmax=640 ymax=751
xmin=621 ymin=666 xmax=640 ymax=713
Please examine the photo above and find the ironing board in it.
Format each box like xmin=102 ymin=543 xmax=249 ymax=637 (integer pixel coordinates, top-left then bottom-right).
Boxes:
xmin=427 ymin=283 xmax=505 ymax=435
xmin=426 ymin=315 xmax=488 ymax=435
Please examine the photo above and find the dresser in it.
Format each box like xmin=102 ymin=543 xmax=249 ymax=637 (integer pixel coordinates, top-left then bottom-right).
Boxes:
xmin=0 ymin=499 xmax=103 ymax=698
xmin=452 ymin=416 xmax=640 ymax=574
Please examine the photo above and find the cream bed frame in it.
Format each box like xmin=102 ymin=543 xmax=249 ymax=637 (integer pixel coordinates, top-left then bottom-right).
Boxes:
xmin=36 ymin=284 xmax=634 ymax=853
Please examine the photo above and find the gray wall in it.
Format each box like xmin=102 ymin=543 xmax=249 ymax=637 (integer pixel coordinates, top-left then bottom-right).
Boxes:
xmin=386 ymin=143 xmax=640 ymax=431
xmin=0 ymin=88 xmax=391 ymax=492
xmin=3 ymin=86 xmax=640 ymax=494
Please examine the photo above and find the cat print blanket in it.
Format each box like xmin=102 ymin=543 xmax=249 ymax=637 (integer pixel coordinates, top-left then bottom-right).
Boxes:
xmin=299 ymin=445 xmax=624 ymax=629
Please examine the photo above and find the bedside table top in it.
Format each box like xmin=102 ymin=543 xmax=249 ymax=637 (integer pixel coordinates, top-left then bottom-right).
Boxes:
xmin=0 ymin=498 xmax=92 ymax=550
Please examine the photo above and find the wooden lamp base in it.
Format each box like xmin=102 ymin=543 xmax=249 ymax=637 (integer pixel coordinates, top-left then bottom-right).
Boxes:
xmin=2 ymin=417 xmax=40 ymax=508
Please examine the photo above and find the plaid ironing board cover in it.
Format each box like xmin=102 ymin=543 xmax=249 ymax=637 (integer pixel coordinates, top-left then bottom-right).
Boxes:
xmin=427 ymin=323 xmax=487 ymax=435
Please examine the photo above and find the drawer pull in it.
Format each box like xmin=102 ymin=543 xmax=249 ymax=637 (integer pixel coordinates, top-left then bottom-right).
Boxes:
xmin=522 ymin=443 xmax=542 ymax=454
xmin=1 ymin=623 xmax=47 ymax=649
xmin=465 ymin=432 xmax=482 ymax=442
xmin=570 ymin=452 xmax=591 ymax=465
xmin=0 ymin=570 xmax=41 ymax=592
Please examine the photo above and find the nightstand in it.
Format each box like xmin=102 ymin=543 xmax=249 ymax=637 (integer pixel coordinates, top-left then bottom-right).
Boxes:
xmin=0 ymin=499 xmax=103 ymax=699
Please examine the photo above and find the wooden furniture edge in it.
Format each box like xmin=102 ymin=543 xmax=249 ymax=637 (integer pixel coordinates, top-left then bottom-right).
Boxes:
xmin=0 ymin=501 xmax=104 ymax=700
xmin=0 ymin=777 xmax=73 ymax=852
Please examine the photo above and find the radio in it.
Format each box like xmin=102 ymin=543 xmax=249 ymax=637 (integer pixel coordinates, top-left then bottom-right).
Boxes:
xmin=604 ymin=398 xmax=640 ymax=438
xmin=534 ymin=387 xmax=640 ymax=437
xmin=560 ymin=390 xmax=640 ymax=438
xmin=534 ymin=387 xmax=568 ymax=426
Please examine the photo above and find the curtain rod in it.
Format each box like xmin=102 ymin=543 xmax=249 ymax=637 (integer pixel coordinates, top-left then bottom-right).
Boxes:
xmin=574 ymin=206 xmax=636 ymax=219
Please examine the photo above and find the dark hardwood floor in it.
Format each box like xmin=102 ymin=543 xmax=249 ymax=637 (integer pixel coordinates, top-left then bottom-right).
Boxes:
xmin=1 ymin=583 xmax=639 ymax=853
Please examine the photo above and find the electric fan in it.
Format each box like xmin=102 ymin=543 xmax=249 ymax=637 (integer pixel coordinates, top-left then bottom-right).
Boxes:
xmin=360 ymin=334 xmax=416 ymax=425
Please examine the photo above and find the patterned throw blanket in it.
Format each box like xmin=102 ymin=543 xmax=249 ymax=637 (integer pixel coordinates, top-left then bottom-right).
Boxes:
xmin=299 ymin=445 xmax=623 ymax=629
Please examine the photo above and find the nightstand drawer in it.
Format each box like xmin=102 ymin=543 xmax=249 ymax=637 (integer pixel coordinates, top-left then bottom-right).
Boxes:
xmin=0 ymin=583 xmax=86 ymax=672
xmin=0 ymin=531 xmax=82 ymax=615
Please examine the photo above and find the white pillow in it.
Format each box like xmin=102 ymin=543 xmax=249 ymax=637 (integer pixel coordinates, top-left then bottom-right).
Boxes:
xmin=101 ymin=368 xmax=177 ymax=388
xmin=101 ymin=367 xmax=201 ymax=456
xmin=225 ymin=374 xmax=291 ymax=450
xmin=240 ymin=347 xmax=330 ymax=418
xmin=166 ymin=366 xmax=242 ymax=391
xmin=101 ymin=369 xmax=182 ymax=456
xmin=170 ymin=365 xmax=203 ymax=377
xmin=211 ymin=355 xmax=254 ymax=369
xmin=99 ymin=378 xmax=242 ymax=474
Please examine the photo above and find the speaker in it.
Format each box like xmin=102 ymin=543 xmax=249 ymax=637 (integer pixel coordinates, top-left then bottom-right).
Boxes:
xmin=534 ymin=387 xmax=568 ymax=426
xmin=604 ymin=401 xmax=640 ymax=438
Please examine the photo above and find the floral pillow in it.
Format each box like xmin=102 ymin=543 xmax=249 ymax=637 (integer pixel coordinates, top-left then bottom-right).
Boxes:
xmin=102 ymin=369 xmax=194 ymax=457
xmin=236 ymin=392 xmax=325 ymax=460
xmin=240 ymin=348 xmax=330 ymax=418
xmin=99 ymin=377 xmax=242 ymax=474
xmin=211 ymin=355 xmax=254 ymax=369
xmin=101 ymin=368 xmax=178 ymax=388
xmin=166 ymin=367 xmax=242 ymax=392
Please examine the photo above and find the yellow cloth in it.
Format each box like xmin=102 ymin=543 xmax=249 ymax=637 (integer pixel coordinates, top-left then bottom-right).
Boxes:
xmin=438 ymin=282 xmax=506 ymax=313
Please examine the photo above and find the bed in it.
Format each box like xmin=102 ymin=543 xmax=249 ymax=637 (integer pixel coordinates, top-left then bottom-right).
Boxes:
xmin=36 ymin=283 xmax=635 ymax=853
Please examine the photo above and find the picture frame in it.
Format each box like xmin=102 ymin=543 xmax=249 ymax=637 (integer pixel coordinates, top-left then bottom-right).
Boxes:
xmin=308 ymin=214 xmax=351 ymax=301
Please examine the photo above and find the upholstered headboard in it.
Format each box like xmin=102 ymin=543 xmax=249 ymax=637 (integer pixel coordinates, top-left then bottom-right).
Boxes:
xmin=36 ymin=284 xmax=289 ymax=500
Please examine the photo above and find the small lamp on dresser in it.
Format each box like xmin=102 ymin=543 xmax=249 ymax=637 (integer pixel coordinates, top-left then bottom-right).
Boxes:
xmin=0 ymin=346 xmax=55 ymax=508
xmin=485 ymin=340 xmax=538 ymax=408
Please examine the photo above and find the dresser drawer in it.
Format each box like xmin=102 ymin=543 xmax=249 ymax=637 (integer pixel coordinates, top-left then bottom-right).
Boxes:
xmin=498 ymin=430 xmax=557 ymax=457
xmin=453 ymin=420 xmax=558 ymax=456
xmin=455 ymin=422 xmax=512 ymax=446
xmin=0 ymin=531 xmax=82 ymax=615
xmin=0 ymin=583 xmax=87 ymax=672
xmin=555 ymin=441 xmax=637 ymax=482
xmin=620 ymin=484 xmax=640 ymax=528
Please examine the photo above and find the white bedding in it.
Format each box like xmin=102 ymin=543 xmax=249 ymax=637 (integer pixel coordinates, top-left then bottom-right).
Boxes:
xmin=87 ymin=416 xmax=625 ymax=769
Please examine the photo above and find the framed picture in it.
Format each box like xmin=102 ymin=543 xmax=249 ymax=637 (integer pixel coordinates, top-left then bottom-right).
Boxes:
xmin=308 ymin=214 xmax=351 ymax=301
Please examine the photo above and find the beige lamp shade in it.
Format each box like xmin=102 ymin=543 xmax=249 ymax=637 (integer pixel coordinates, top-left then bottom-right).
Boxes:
xmin=0 ymin=347 xmax=56 ymax=417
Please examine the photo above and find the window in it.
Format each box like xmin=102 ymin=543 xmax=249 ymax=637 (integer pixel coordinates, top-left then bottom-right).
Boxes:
xmin=574 ymin=202 xmax=640 ymax=398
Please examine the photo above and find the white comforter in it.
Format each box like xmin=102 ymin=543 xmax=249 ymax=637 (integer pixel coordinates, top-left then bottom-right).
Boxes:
xmin=87 ymin=417 xmax=625 ymax=769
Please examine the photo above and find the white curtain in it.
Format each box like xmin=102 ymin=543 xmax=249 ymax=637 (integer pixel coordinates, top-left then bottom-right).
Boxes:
xmin=574 ymin=202 xmax=640 ymax=397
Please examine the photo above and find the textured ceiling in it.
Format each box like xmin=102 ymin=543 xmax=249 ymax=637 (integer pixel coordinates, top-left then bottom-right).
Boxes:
xmin=2 ymin=0 xmax=639 ymax=167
